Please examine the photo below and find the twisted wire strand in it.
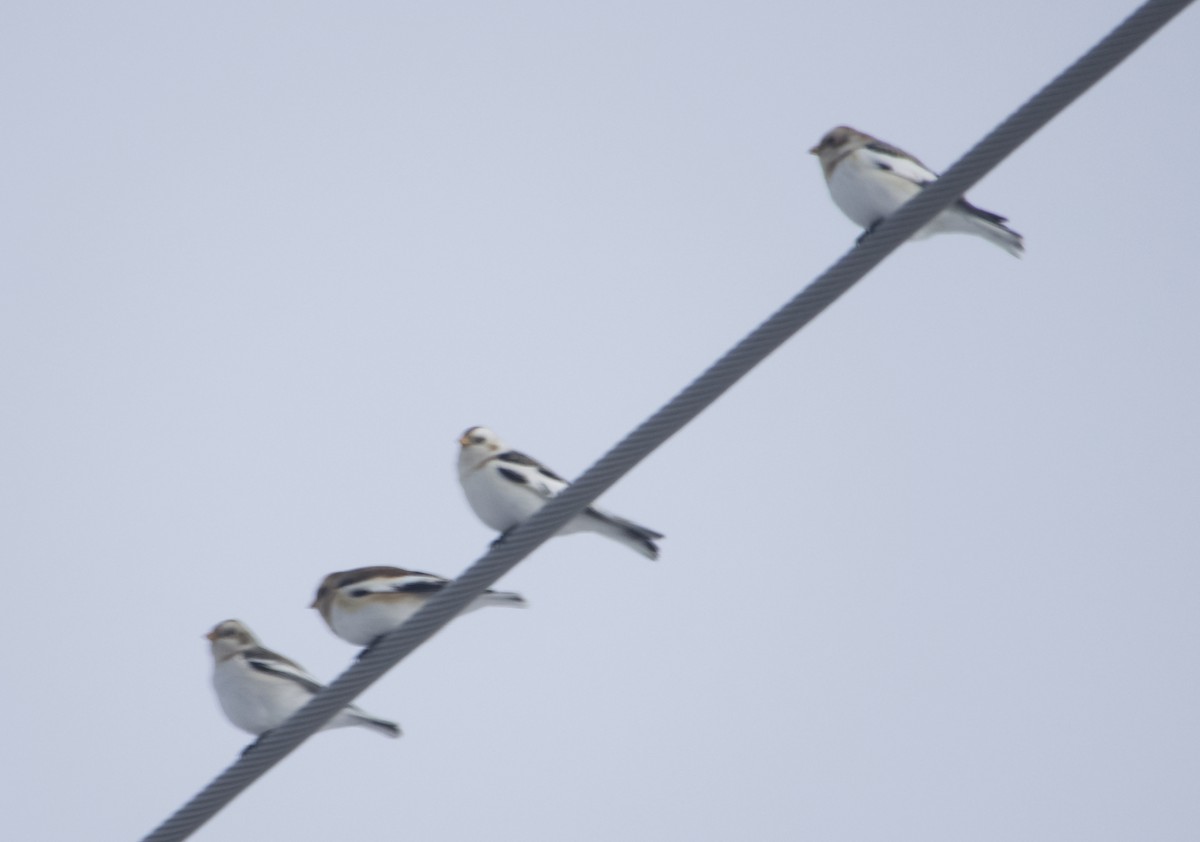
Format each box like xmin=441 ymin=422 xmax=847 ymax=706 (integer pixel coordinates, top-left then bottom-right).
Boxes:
xmin=142 ymin=1 xmax=1194 ymax=838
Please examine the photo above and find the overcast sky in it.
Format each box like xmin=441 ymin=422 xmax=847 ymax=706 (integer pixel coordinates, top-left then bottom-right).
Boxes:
xmin=4 ymin=2 xmax=1199 ymax=840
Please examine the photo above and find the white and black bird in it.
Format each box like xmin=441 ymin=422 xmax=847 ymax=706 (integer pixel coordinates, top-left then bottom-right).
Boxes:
xmin=810 ymin=125 xmax=1023 ymax=256
xmin=311 ymin=566 xmax=527 ymax=647
xmin=457 ymin=426 xmax=663 ymax=560
xmin=206 ymin=619 xmax=400 ymax=740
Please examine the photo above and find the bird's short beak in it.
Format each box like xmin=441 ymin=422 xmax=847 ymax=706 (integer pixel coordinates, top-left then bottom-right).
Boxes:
xmin=308 ymin=598 xmax=319 ymax=609
xmin=807 ymin=145 xmax=819 ymax=155
xmin=458 ymin=434 xmax=472 ymax=446
xmin=205 ymin=630 xmax=218 ymax=641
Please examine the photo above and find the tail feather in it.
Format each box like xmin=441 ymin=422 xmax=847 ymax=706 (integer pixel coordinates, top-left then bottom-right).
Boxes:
xmin=955 ymin=198 xmax=1024 ymax=257
xmin=346 ymin=707 xmax=402 ymax=738
xmin=360 ymin=717 xmax=402 ymax=738
xmin=582 ymin=507 xmax=663 ymax=560
xmin=956 ymin=197 xmax=1009 ymax=226
xmin=478 ymin=590 xmax=529 ymax=609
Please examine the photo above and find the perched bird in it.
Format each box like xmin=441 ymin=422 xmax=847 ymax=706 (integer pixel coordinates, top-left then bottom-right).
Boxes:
xmin=457 ymin=426 xmax=663 ymax=560
xmin=205 ymin=619 xmax=400 ymax=740
xmin=311 ymin=565 xmax=527 ymax=647
xmin=809 ymin=125 xmax=1024 ymax=256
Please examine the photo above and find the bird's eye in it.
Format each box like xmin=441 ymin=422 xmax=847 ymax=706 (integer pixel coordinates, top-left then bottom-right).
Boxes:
xmin=472 ymin=435 xmax=485 ymax=444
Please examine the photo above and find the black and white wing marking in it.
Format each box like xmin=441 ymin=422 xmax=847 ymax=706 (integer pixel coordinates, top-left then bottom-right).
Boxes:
xmin=865 ymin=142 xmax=1015 ymax=230
xmin=493 ymin=450 xmax=569 ymax=498
xmin=378 ymin=572 xmax=448 ymax=597
xmin=322 ymin=566 xmax=449 ymax=599
xmin=862 ymin=142 xmax=938 ymax=187
xmin=242 ymin=647 xmax=324 ymax=695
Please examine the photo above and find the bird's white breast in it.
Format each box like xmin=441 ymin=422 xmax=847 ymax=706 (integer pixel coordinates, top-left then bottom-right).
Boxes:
xmin=828 ymin=151 xmax=923 ymax=230
xmin=461 ymin=463 xmax=547 ymax=530
xmin=212 ymin=658 xmax=307 ymax=735
xmin=330 ymin=595 xmax=423 ymax=646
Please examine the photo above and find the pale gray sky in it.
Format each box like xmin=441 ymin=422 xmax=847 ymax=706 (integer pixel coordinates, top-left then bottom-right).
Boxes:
xmin=3 ymin=2 xmax=1199 ymax=840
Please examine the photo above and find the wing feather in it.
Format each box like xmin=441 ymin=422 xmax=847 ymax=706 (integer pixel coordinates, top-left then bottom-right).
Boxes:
xmin=243 ymin=647 xmax=323 ymax=694
xmin=860 ymin=144 xmax=938 ymax=186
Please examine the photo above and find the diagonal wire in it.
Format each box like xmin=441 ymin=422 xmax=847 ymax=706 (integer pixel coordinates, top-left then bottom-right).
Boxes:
xmin=142 ymin=0 xmax=1194 ymax=838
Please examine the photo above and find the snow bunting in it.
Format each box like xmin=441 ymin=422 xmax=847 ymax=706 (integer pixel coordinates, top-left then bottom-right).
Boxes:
xmin=311 ymin=566 xmax=528 ymax=647
xmin=809 ymin=125 xmax=1023 ymax=256
xmin=206 ymin=619 xmax=400 ymax=739
xmin=457 ymin=426 xmax=663 ymax=560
